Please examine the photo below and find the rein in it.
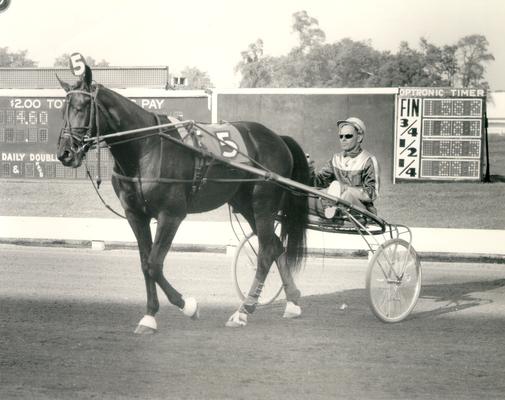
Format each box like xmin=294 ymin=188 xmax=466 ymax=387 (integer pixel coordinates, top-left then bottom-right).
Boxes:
xmin=61 ymin=87 xmax=268 ymax=219
xmin=85 ymin=159 xmax=127 ymax=219
xmin=110 ymin=171 xmax=265 ymax=184
xmin=83 ymin=116 xmax=267 ymax=185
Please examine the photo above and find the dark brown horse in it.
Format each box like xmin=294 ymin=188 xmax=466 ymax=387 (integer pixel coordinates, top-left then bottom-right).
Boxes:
xmin=56 ymin=65 xmax=310 ymax=333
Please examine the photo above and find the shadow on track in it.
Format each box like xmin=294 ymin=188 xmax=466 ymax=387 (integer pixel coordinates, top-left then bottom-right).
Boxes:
xmin=411 ymin=278 xmax=505 ymax=320
xmin=2 ymin=278 xmax=505 ymax=399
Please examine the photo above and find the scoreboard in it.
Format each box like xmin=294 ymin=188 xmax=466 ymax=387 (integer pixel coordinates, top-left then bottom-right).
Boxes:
xmin=0 ymin=92 xmax=211 ymax=179
xmin=0 ymin=86 xmax=488 ymax=183
xmin=394 ymin=88 xmax=486 ymax=181
xmin=0 ymin=97 xmax=60 ymax=179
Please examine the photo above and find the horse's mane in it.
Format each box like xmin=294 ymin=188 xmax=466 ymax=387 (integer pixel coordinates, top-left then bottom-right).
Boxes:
xmin=73 ymin=66 xmax=155 ymax=120
xmin=96 ymin=84 xmax=155 ymax=117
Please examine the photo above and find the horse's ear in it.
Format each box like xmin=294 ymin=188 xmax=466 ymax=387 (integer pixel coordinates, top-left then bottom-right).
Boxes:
xmin=83 ymin=65 xmax=92 ymax=86
xmin=56 ymin=74 xmax=71 ymax=92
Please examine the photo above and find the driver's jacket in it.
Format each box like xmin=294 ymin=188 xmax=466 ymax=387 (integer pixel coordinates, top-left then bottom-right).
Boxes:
xmin=313 ymin=149 xmax=380 ymax=203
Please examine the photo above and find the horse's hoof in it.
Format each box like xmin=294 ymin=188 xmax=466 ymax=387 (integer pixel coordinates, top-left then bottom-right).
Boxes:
xmin=283 ymin=301 xmax=302 ymax=319
xmin=134 ymin=324 xmax=156 ymax=335
xmin=182 ymin=297 xmax=199 ymax=320
xmin=225 ymin=310 xmax=248 ymax=328
xmin=134 ymin=315 xmax=157 ymax=334
xmin=191 ymin=304 xmax=200 ymax=320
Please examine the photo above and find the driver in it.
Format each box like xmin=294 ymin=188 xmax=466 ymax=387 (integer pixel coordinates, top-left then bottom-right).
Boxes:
xmin=312 ymin=117 xmax=380 ymax=218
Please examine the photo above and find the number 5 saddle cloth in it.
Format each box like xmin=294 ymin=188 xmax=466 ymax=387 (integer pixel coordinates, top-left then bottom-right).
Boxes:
xmin=167 ymin=116 xmax=250 ymax=165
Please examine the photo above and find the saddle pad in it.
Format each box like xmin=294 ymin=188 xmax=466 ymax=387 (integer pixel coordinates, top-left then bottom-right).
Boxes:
xmin=168 ymin=117 xmax=250 ymax=164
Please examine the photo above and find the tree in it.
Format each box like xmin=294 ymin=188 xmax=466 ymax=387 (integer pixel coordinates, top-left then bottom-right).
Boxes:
xmin=235 ymin=12 xmax=326 ymax=87
xmin=291 ymin=10 xmax=325 ymax=53
xmin=420 ymin=38 xmax=458 ymax=86
xmin=235 ymin=13 xmax=495 ymax=89
xmin=236 ymin=38 xmax=385 ymax=88
xmin=0 ymin=47 xmax=37 ymax=67
xmin=267 ymin=39 xmax=382 ymax=88
xmin=455 ymin=34 xmax=494 ymax=88
xmin=176 ymin=66 xmax=213 ymax=90
xmin=240 ymin=39 xmax=265 ymax=64
xmin=235 ymin=39 xmax=274 ymax=87
xmin=320 ymin=39 xmax=382 ymax=87
xmin=53 ymin=53 xmax=110 ymax=67
xmin=369 ymin=42 xmax=443 ymax=87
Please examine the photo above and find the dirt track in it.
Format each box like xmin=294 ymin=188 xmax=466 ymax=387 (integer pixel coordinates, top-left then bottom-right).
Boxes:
xmin=1 ymin=245 xmax=505 ymax=399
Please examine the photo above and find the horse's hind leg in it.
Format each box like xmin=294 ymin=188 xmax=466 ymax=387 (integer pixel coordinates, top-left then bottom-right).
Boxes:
xmin=241 ymin=231 xmax=302 ymax=319
xmin=243 ymin=221 xmax=277 ymax=306
xmin=276 ymin=252 xmax=302 ymax=318
xmin=226 ymin=208 xmax=293 ymax=327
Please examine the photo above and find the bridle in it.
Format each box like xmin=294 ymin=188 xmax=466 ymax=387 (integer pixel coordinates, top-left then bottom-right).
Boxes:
xmin=59 ymin=84 xmax=110 ymax=187
xmin=58 ymin=86 xmax=100 ymax=159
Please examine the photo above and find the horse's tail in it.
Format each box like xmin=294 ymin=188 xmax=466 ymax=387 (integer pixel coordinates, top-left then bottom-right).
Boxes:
xmin=279 ymin=135 xmax=310 ymax=271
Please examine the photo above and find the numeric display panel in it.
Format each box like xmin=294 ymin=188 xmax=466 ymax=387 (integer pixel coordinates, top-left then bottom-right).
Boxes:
xmin=394 ymin=88 xmax=486 ymax=181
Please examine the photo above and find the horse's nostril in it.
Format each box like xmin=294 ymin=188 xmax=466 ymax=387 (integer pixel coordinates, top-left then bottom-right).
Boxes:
xmin=58 ymin=150 xmax=70 ymax=161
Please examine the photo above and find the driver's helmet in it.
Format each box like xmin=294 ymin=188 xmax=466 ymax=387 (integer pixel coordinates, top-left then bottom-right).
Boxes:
xmin=336 ymin=117 xmax=366 ymax=136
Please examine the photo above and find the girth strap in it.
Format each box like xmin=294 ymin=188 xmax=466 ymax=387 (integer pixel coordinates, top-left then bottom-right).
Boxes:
xmin=166 ymin=116 xmax=209 ymax=197
xmin=111 ymin=170 xmax=195 ymax=184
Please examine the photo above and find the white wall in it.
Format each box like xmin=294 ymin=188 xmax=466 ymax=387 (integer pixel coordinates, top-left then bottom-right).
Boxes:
xmin=487 ymin=91 xmax=505 ymax=134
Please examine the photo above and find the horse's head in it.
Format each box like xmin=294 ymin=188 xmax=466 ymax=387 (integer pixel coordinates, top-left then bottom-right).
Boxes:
xmin=56 ymin=65 xmax=96 ymax=168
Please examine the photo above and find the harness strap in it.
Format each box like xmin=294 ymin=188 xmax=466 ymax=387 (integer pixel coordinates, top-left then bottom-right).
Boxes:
xmin=90 ymin=86 xmax=102 ymax=188
xmin=93 ymin=88 xmax=101 ymax=187
xmin=189 ymin=133 xmax=209 ymax=196
xmin=165 ymin=116 xmax=210 ymax=199
xmin=111 ymin=170 xmax=264 ymax=184
xmin=112 ymin=170 xmax=194 ymax=183
xmin=155 ymin=114 xmax=165 ymax=180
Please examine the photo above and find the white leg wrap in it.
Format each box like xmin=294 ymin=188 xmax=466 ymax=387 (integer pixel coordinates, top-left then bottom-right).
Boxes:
xmin=283 ymin=301 xmax=302 ymax=319
xmin=138 ymin=315 xmax=157 ymax=330
xmin=182 ymin=297 xmax=199 ymax=318
xmin=225 ymin=310 xmax=248 ymax=328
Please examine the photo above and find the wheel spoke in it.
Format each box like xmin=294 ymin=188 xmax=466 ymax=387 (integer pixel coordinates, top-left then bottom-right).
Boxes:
xmin=374 ymin=252 xmax=395 ymax=282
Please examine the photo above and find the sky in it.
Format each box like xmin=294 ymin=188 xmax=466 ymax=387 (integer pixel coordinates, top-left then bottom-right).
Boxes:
xmin=1 ymin=0 xmax=504 ymax=89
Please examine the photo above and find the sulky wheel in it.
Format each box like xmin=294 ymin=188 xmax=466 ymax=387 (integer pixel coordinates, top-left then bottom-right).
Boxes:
xmin=232 ymin=231 xmax=283 ymax=306
xmin=366 ymin=238 xmax=421 ymax=323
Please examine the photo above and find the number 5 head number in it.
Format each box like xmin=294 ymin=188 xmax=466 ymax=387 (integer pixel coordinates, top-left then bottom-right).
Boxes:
xmin=0 ymin=0 xmax=11 ymax=13
xmin=69 ymin=53 xmax=87 ymax=77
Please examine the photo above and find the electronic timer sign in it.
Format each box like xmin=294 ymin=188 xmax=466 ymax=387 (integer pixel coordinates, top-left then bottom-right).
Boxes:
xmin=394 ymin=88 xmax=486 ymax=181
xmin=0 ymin=94 xmax=211 ymax=179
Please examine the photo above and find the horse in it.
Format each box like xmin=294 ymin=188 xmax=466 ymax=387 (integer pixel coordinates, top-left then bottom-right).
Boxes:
xmin=56 ymin=65 xmax=310 ymax=333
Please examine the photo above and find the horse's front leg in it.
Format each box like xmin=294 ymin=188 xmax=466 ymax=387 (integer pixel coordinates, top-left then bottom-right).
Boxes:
xmin=124 ymin=211 xmax=159 ymax=334
xmin=147 ymin=211 xmax=199 ymax=321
